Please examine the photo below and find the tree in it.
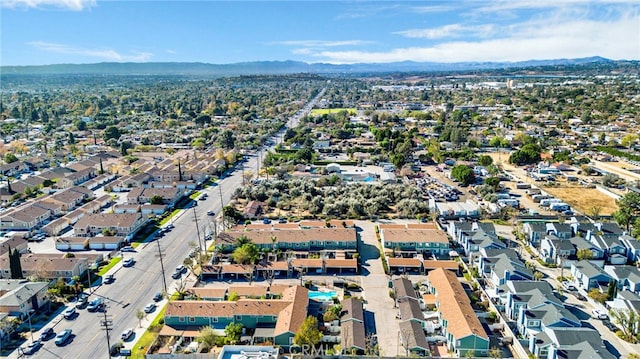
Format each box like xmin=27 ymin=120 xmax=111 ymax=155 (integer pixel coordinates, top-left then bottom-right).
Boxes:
xmin=614 ymin=192 xmax=640 ymax=231
xmin=196 ymin=326 xmax=219 ymax=349
xmin=451 ymin=165 xmax=475 ymax=186
xmin=294 ymin=316 xmax=323 ymax=347
xmin=220 ymin=129 xmax=235 ymax=149
xmin=136 ymin=310 xmax=145 ymax=327
xmin=484 ymin=176 xmax=500 ymax=190
xmin=576 ymin=248 xmax=593 ymax=261
xmin=232 ymin=243 xmax=259 ymax=265
xmin=489 ymin=347 xmax=502 ymax=359
xmin=509 ymin=143 xmax=541 ymax=165
xmin=9 ymin=247 xmax=23 ymax=279
xmin=478 ymin=155 xmax=493 ymax=167
xmin=4 ymin=152 xmax=18 ymax=164
xmin=149 ymin=195 xmax=164 ymax=205
xmin=609 ymin=308 xmax=639 ymax=343
xmin=224 ymin=322 xmax=243 ymax=344
xmin=103 ymin=125 xmax=121 ymax=142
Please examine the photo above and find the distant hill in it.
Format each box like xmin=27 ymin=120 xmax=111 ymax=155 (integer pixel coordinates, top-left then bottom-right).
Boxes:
xmin=0 ymin=57 xmax=634 ymax=76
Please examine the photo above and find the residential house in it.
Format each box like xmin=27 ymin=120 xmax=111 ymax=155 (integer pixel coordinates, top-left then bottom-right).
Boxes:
xmin=620 ymin=235 xmax=640 ymax=264
xmin=516 ymin=302 xmax=580 ymax=339
xmin=571 ymin=260 xmax=614 ymax=291
xmin=428 ymin=268 xmax=489 ymax=357
xmin=545 ymin=222 xmax=572 ymax=240
xmin=529 ymin=327 xmax=615 ymax=359
xmin=74 ymin=213 xmax=146 ymax=237
xmin=540 ymin=235 xmax=576 ymax=266
xmin=604 ymin=266 xmax=640 ymax=293
xmin=243 ymin=201 xmax=265 ymax=219
xmin=0 ymin=280 xmax=49 ymax=319
xmin=0 ymin=204 xmax=52 ymax=231
xmin=398 ymin=320 xmax=430 ymax=356
xmin=163 ymin=285 xmax=308 ymax=347
xmin=591 ymin=234 xmax=628 ymax=265
xmin=0 ymin=253 xmax=90 ymax=280
xmin=380 ymin=227 xmax=450 ymax=257
xmin=340 ymin=298 xmax=366 ymax=354
xmin=216 ymin=227 xmax=358 ymax=253
xmin=498 ymin=281 xmax=560 ymax=322
xmin=127 ymin=187 xmax=182 ymax=205
xmin=522 ymin=222 xmax=547 ymax=249
xmin=43 ymin=188 xmax=87 ymax=212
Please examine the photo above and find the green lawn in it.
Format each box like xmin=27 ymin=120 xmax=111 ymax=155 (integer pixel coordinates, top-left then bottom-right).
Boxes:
xmin=98 ymin=257 xmax=121 ymax=276
xmin=158 ymin=209 xmax=181 ymax=225
xmin=130 ymin=305 xmax=167 ymax=358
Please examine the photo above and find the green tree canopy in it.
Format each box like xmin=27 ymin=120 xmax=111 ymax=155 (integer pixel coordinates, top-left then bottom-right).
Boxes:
xmin=478 ymin=155 xmax=493 ymax=167
xmin=509 ymin=143 xmax=542 ymax=165
xmin=103 ymin=125 xmax=121 ymax=142
xmin=149 ymin=195 xmax=164 ymax=205
xmin=294 ymin=316 xmax=323 ymax=347
xmin=232 ymin=243 xmax=259 ymax=265
xmin=4 ymin=152 xmax=18 ymax=164
xmin=451 ymin=165 xmax=475 ymax=186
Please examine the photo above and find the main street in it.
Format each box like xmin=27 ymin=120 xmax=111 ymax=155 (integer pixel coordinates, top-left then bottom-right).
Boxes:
xmin=14 ymin=91 xmax=324 ymax=359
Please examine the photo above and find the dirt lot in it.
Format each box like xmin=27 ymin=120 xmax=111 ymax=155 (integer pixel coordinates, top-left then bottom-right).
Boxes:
xmin=540 ymin=184 xmax=618 ymax=215
xmin=486 ymin=152 xmax=619 ymax=216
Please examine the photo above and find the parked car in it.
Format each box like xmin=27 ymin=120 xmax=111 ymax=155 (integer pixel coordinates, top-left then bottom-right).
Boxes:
xmin=153 ymin=292 xmax=163 ymax=302
xmin=206 ymin=210 xmax=215 ymax=216
xmin=121 ymin=328 xmax=134 ymax=341
xmin=39 ymin=327 xmax=55 ymax=341
xmin=171 ymin=270 xmax=182 ymax=279
xmin=176 ymin=265 xmax=187 ymax=274
xmin=54 ymin=329 xmax=72 ymax=346
xmin=574 ymin=292 xmax=587 ymax=301
xmin=561 ymin=281 xmax=575 ymax=291
xmin=144 ymin=303 xmax=156 ymax=313
xmin=63 ymin=307 xmax=76 ymax=320
xmin=22 ymin=339 xmax=42 ymax=355
xmin=120 ymin=246 xmax=135 ymax=252
xmin=603 ymin=320 xmax=617 ymax=331
xmin=123 ymin=258 xmax=135 ymax=267
xmin=592 ymin=309 xmax=608 ymax=320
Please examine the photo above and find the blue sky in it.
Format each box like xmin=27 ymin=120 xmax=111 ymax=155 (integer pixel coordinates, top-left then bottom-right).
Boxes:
xmin=1 ymin=0 xmax=638 ymax=66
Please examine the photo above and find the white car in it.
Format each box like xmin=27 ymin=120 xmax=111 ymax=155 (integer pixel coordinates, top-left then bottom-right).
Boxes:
xmin=561 ymin=281 xmax=575 ymax=291
xmin=592 ymin=309 xmax=608 ymax=320
xmin=121 ymin=328 xmax=134 ymax=341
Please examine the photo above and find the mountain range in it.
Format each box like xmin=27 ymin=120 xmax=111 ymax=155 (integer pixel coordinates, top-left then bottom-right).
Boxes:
xmin=0 ymin=57 xmax=634 ymax=76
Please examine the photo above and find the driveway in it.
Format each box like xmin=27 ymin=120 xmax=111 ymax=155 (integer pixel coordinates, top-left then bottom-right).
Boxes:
xmin=355 ymin=220 xmax=399 ymax=357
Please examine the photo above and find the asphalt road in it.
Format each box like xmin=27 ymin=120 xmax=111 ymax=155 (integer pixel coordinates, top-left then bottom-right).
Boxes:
xmin=14 ymin=90 xmax=326 ymax=359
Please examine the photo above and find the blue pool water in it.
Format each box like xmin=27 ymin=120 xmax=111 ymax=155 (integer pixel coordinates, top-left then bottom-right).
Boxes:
xmin=308 ymin=290 xmax=337 ymax=301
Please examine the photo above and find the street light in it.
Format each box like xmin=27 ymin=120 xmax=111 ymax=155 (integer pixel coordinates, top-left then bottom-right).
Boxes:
xmin=26 ymin=309 xmax=34 ymax=342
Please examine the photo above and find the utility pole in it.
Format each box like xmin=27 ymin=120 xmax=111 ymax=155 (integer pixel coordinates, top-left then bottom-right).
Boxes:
xmin=193 ymin=207 xmax=203 ymax=252
xmin=100 ymin=308 xmax=113 ymax=358
xmin=156 ymin=239 xmax=168 ymax=294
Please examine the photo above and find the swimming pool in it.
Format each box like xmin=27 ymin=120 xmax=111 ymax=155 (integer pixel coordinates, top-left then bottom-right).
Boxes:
xmin=308 ymin=290 xmax=337 ymax=301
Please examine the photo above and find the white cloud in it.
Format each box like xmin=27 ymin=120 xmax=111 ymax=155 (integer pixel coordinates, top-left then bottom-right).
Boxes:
xmin=476 ymin=0 xmax=637 ymax=13
xmin=269 ymin=40 xmax=373 ymax=47
xmin=411 ymin=5 xmax=456 ymax=13
xmin=2 ymin=0 xmax=96 ymax=11
xmin=307 ymin=15 xmax=640 ymax=63
xmin=28 ymin=41 xmax=153 ymax=62
xmin=395 ymin=24 xmax=496 ymax=39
